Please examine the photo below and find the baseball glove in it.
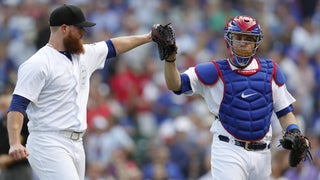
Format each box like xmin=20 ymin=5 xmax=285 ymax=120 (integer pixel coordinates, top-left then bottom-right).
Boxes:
xmin=279 ymin=129 xmax=312 ymax=167
xmin=151 ymin=23 xmax=177 ymax=62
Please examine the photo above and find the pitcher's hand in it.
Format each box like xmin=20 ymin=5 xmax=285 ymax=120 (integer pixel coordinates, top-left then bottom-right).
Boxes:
xmin=9 ymin=143 xmax=29 ymax=160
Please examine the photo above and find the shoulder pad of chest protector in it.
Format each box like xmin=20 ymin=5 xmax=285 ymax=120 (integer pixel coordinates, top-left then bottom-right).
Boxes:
xmin=195 ymin=62 xmax=219 ymax=85
xmin=273 ymin=62 xmax=286 ymax=86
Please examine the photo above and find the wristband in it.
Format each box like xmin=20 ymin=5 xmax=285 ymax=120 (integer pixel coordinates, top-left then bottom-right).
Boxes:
xmin=286 ymin=124 xmax=300 ymax=132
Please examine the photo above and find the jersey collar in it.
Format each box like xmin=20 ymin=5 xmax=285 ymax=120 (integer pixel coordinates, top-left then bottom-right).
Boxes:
xmin=59 ymin=51 xmax=72 ymax=61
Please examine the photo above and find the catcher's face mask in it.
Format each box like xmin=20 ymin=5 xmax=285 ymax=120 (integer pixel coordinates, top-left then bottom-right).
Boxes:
xmin=224 ymin=15 xmax=263 ymax=68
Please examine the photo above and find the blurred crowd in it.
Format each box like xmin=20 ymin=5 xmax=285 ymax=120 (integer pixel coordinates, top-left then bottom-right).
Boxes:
xmin=1 ymin=0 xmax=320 ymax=179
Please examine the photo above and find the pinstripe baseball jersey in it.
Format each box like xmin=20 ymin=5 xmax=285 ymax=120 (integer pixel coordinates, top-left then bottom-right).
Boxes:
xmin=13 ymin=41 xmax=110 ymax=132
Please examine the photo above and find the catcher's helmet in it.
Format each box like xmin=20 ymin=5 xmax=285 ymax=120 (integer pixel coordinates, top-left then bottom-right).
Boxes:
xmin=224 ymin=15 xmax=263 ymax=68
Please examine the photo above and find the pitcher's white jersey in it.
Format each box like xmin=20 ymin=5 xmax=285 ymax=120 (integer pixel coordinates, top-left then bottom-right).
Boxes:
xmin=13 ymin=42 xmax=109 ymax=132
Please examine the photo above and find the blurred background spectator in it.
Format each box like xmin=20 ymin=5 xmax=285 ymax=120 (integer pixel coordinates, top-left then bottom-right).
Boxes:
xmin=1 ymin=0 xmax=320 ymax=179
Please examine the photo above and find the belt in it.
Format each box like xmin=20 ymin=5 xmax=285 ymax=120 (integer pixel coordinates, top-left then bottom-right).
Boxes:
xmin=218 ymin=135 xmax=271 ymax=151
xmin=60 ymin=131 xmax=85 ymax=141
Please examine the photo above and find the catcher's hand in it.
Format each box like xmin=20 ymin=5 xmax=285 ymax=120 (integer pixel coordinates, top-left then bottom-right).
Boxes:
xmin=280 ymin=129 xmax=312 ymax=167
xmin=151 ymin=23 xmax=177 ymax=62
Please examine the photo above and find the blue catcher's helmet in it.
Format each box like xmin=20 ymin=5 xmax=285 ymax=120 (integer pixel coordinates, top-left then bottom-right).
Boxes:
xmin=224 ymin=15 xmax=263 ymax=68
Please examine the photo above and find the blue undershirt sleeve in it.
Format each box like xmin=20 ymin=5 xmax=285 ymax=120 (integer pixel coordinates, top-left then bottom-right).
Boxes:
xmin=275 ymin=104 xmax=294 ymax=118
xmin=173 ymin=73 xmax=192 ymax=95
xmin=8 ymin=94 xmax=31 ymax=115
xmin=105 ymin=40 xmax=116 ymax=59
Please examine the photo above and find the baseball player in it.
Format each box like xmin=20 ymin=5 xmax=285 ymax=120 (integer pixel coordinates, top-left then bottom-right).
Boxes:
xmin=6 ymin=4 xmax=152 ymax=180
xmin=162 ymin=16 xmax=303 ymax=179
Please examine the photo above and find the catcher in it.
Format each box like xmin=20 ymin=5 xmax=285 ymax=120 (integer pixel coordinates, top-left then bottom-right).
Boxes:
xmin=151 ymin=16 xmax=312 ymax=180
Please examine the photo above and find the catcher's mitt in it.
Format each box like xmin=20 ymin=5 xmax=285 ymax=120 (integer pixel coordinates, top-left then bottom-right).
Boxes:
xmin=280 ymin=129 xmax=312 ymax=167
xmin=151 ymin=23 xmax=177 ymax=62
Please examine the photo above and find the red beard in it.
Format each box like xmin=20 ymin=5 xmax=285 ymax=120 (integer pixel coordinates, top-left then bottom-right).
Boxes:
xmin=63 ymin=31 xmax=84 ymax=54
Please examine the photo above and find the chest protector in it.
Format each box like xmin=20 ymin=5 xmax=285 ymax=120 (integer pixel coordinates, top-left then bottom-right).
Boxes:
xmin=197 ymin=59 xmax=275 ymax=141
